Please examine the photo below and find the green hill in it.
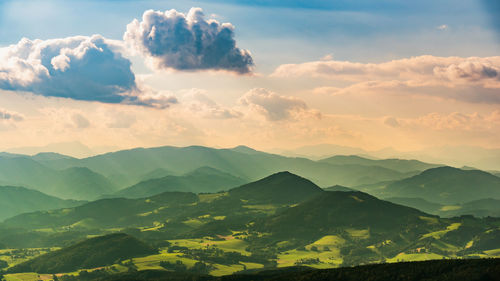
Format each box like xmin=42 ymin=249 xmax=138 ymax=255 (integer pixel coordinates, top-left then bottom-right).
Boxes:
xmin=253 ymin=191 xmax=434 ymax=240
xmin=318 ymin=155 xmax=441 ymax=173
xmin=228 ymin=171 xmax=323 ymax=204
xmin=1 ymin=172 xmax=321 ymax=233
xmin=381 ymin=166 xmax=500 ymax=204
xmin=8 ymin=233 xmax=156 ymax=274
xmin=3 ymin=191 xmax=199 ymax=230
xmin=114 ymin=167 xmax=246 ymax=198
xmin=0 ymin=186 xmax=84 ymax=221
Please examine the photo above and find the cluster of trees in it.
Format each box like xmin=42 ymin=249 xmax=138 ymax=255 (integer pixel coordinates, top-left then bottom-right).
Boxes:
xmin=294 ymin=258 xmax=320 ymax=265
xmin=57 ymin=269 xmax=110 ymax=281
xmin=170 ymin=245 xmax=273 ymax=267
xmin=159 ymin=260 xmax=213 ymax=274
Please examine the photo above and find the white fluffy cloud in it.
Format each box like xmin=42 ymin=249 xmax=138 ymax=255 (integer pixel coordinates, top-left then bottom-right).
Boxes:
xmin=0 ymin=35 xmax=182 ymax=108
xmin=124 ymin=8 xmax=253 ymax=74
xmin=239 ymin=88 xmax=319 ymax=121
xmin=0 ymin=35 xmax=138 ymax=103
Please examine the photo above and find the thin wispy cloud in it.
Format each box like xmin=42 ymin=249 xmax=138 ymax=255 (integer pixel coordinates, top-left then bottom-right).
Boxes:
xmin=239 ymin=88 xmax=319 ymax=121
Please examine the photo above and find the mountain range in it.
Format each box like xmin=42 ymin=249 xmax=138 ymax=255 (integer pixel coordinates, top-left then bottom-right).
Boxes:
xmin=2 ymin=172 xmax=498 ymax=267
xmin=1 ymin=145 xmax=500 ymax=279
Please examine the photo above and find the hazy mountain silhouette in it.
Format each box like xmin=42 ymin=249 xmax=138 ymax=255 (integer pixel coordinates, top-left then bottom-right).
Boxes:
xmin=0 ymin=186 xmax=84 ymax=221
xmin=114 ymin=167 xmax=246 ymax=198
xmin=382 ymin=167 xmax=500 ymax=204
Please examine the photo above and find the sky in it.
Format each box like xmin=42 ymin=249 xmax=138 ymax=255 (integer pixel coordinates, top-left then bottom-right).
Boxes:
xmin=0 ymin=0 xmax=499 ymax=164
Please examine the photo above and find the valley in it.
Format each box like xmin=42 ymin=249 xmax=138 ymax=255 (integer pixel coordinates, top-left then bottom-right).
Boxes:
xmin=0 ymin=146 xmax=499 ymax=280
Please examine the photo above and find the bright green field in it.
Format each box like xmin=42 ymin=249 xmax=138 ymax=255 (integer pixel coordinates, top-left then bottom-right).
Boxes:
xmin=168 ymin=237 xmax=251 ymax=255
xmin=0 ymin=248 xmax=59 ymax=268
xmin=346 ymin=228 xmax=370 ymax=239
xmin=277 ymin=235 xmax=344 ymax=268
xmin=387 ymin=253 xmax=445 ymax=262
xmin=131 ymin=252 xmax=199 ymax=271
xmin=484 ymin=248 xmax=500 ymax=257
xmin=421 ymin=223 xmax=461 ymax=239
xmin=4 ymin=273 xmax=40 ymax=281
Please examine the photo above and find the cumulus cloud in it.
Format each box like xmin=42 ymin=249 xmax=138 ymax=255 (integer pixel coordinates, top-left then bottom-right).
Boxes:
xmin=0 ymin=109 xmax=24 ymax=121
xmin=183 ymin=89 xmax=242 ymax=119
xmin=0 ymin=35 xmax=138 ymax=103
xmin=239 ymin=88 xmax=319 ymax=121
xmin=272 ymin=55 xmax=500 ymax=88
xmin=0 ymin=35 xmax=182 ymax=108
xmin=124 ymin=7 xmax=253 ymax=74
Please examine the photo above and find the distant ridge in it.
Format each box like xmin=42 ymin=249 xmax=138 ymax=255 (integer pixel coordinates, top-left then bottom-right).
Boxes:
xmin=230 ymin=145 xmax=261 ymax=154
xmin=383 ymin=166 xmax=500 ymax=204
xmin=0 ymin=186 xmax=84 ymax=221
xmin=319 ymin=155 xmax=441 ymax=173
xmin=35 ymin=145 xmax=422 ymax=188
xmin=31 ymin=152 xmax=75 ymax=161
xmin=114 ymin=166 xmax=246 ymax=198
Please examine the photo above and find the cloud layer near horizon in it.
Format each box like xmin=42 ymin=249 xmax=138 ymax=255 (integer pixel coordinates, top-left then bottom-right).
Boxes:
xmin=124 ymin=8 xmax=253 ymax=74
xmin=273 ymin=55 xmax=500 ymax=86
xmin=273 ymin=55 xmax=500 ymax=103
